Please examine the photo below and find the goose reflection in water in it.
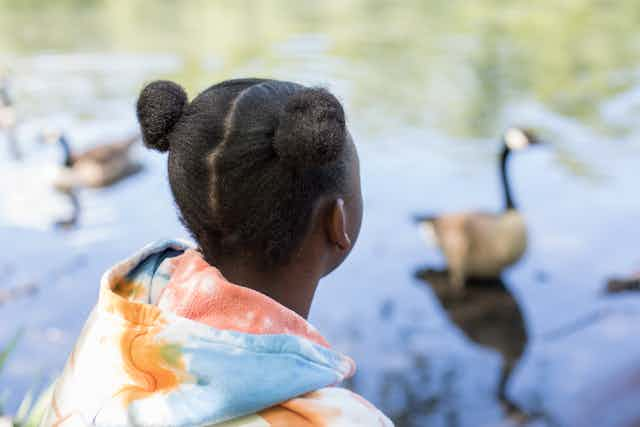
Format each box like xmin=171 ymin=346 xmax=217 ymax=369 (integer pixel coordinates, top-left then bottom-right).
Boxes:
xmin=415 ymin=268 xmax=531 ymax=423
xmin=54 ymin=189 xmax=80 ymax=230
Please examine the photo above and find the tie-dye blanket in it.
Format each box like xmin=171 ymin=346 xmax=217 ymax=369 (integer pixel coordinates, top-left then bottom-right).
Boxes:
xmin=41 ymin=240 xmax=393 ymax=427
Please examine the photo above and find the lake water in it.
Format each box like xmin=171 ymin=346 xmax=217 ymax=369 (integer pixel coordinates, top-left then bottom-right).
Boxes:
xmin=1 ymin=1 xmax=640 ymax=426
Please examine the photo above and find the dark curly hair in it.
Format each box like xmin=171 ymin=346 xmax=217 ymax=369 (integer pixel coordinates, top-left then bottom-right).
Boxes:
xmin=136 ymin=78 xmax=350 ymax=268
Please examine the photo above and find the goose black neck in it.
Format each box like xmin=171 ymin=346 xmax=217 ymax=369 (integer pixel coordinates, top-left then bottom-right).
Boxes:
xmin=500 ymin=144 xmax=516 ymax=211
xmin=59 ymin=135 xmax=73 ymax=167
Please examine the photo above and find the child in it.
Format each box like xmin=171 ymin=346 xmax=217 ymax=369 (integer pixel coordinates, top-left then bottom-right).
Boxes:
xmin=42 ymin=79 xmax=393 ymax=426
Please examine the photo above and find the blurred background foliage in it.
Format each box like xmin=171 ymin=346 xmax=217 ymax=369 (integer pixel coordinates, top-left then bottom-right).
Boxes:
xmin=1 ymin=0 xmax=639 ymax=137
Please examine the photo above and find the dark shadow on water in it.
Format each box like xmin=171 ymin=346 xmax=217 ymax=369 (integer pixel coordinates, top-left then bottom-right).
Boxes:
xmin=605 ymin=275 xmax=640 ymax=294
xmin=414 ymin=267 xmax=533 ymax=425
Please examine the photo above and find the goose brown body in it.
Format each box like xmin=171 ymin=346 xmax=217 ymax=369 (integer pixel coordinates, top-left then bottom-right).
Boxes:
xmin=52 ymin=135 xmax=142 ymax=190
xmin=421 ymin=210 xmax=527 ymax=291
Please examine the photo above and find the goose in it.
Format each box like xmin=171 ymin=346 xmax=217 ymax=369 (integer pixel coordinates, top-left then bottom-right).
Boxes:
xmin=41 ymin=130 xmax=143 ymax=191
xmin=415 ymin=128 xmax=543 ymax=295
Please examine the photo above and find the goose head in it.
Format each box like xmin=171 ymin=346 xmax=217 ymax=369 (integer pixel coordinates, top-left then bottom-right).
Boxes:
xmin=503 ymin=127 xmax=543 ymax=151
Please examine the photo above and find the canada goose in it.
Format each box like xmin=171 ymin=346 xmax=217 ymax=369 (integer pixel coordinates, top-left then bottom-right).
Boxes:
xmin=415 ymin=268 xmax=530 ymax=421
xmin=41 ymin=130 xmax=143 ymax=191
xmin=415 ymin=128 xmax=543 ymax=295
xmin=0 ymin=69 xmax=19 ymax=159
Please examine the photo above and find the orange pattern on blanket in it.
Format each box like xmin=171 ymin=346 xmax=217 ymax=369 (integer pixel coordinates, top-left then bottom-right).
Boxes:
xmin=157 ymin=250 xmax=330 ymax=347
xmin=50 ymin=391 xmax=79 ymax=427
xmin=100 ymin=279 xmax=163 ymax=326
xmin=260 ymin=406 xmax=315 ymax=426
xmin=278 ymin=391 xmax=342 ymax=426
xmin=113 ymin=278 xmax=146 ymax=300
xmin=114 ymin=324 xmax=191 ymax=406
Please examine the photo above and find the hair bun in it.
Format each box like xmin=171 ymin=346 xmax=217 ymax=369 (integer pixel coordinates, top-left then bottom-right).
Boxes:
xmin=136 ymin=80 xmax=188 ymax=152
xmin=273 ymin=88 xmax=346 ymax=168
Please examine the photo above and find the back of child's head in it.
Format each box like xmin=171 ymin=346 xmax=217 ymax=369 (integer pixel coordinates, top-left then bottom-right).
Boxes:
xmin=136 ymin=78 xmax=351 ymax=269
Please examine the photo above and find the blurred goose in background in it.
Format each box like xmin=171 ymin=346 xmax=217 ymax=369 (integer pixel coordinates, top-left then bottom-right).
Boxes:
xmin=41 ymin=130 xmax=142 ymax=191
xmin=0 ymin=68 xmax=20 ymax=159
xmin=415 ymin=128 xmax=543 ymax=295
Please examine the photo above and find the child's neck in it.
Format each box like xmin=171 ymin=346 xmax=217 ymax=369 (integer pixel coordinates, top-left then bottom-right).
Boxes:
xmin=213 ymin=257 xmax=320 ymax=319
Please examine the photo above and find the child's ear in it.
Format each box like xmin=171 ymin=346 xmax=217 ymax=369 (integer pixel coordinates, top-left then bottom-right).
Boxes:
xmin=327 ymin=198 xmax=352 ymax=251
